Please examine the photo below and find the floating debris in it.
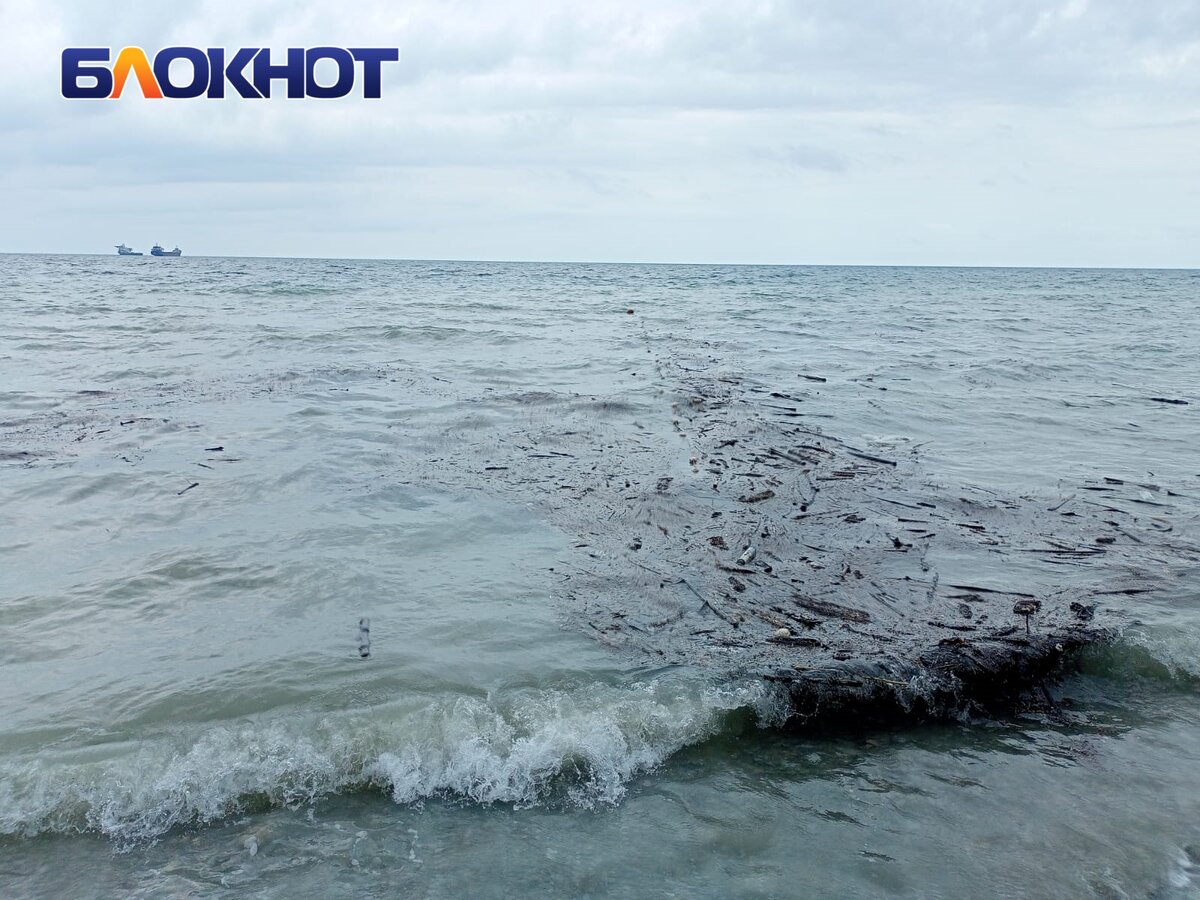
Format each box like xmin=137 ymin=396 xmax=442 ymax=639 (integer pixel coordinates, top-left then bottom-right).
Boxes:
xmin=423 ymin=349 xmax=1198 ymax=728
xmin=14 ymin=338 xmax=1194 ymax=731
xmin=1012 ymin=599 xmax=1042 ymax=634
xmin=357 ymin=618 xmax=371 ymax=659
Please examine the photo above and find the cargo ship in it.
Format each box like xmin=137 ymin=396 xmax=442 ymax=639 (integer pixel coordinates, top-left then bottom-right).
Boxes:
xmin=150 ymin=244 xmax=182 ymax=257
xmin=115 ymin=243 xmax=143 ymax=256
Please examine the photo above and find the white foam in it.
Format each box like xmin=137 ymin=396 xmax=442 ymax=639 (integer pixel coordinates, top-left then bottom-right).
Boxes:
xmin=0 ymin=676 xmax=783 ymax=846
xmin=1095 ymin=624 xmax=1200 ymax=684
xmin=1129 ymin=626 xmax=1200 ymax=681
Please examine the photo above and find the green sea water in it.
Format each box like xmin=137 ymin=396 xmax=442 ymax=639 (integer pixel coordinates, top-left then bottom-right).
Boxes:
xmin=1 ymin=256 xmax=1198 ymax=898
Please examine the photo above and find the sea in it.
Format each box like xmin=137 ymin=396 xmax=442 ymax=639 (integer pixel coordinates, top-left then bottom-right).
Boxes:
xmin=0 ymin=254 xmax=1198 ymax=899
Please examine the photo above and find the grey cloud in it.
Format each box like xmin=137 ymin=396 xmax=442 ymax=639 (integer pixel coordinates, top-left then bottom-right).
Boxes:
xmin=772 ymin=144 xmax=848 ymax=173
xmin=0 ymin=0 xmax=1197 ymax=264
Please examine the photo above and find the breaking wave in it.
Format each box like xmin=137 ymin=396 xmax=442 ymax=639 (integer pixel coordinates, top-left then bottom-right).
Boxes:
xmin=1080 ymin=624 xmax=1200 ymax=686
xmin=0 ymin=676 xmax=785 ymax=847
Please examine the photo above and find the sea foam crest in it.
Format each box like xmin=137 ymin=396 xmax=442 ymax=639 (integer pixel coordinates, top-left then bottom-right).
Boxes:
xmin=1125 ymin=625 xmax=1200 ymax=682
xmin=0 ymin=676 xmax=783 ymax=846
xmin=1078 ymin=623 xmax=1200 ymax=686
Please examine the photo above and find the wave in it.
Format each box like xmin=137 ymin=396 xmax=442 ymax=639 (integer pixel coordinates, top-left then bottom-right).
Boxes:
xmin=1078 ymin=624 xmax=1200 ymax=687
xmin=0 ymin=676 xmax=784 ymax=847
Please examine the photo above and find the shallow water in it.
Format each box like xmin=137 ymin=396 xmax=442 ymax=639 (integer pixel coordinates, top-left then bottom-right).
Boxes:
xmin=1 ymin=255 xmax=1198 ymax=898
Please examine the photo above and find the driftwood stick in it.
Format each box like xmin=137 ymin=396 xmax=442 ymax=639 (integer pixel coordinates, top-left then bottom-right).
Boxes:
xmin=767 ymin=447 xmax=813 ymax=466
xmin=702 ymin=595 xmax=739 ymax=625
xmin=846 ymin=449 xmax=898 ymax=467
xmin=945 ymin=583 xmax=1036 ymax=598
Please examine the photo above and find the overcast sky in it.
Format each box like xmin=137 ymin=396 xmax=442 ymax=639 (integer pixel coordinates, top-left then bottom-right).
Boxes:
xmin=1 ymin=0 xmax=1197 ymax=265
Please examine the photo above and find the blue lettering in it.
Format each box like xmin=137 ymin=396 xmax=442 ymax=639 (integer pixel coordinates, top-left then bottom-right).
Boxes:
xmin=61 ymin=46 xmax=400 ymax=100
xmin=305 ymin=47 xmax=355 ymax=99
xmin=349 ymin=48 xmax=399 ymax=99
xmin=224 ymin=48 xmax=262 ymax=98
xmin=252 ymin=47 xmax=305 ymax=99
xmin=61 ymin=48 xmax=113 ymax=99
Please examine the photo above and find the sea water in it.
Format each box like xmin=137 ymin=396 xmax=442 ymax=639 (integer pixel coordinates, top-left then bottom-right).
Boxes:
xmin=0 ymin=255 xmax=1197 ymax=898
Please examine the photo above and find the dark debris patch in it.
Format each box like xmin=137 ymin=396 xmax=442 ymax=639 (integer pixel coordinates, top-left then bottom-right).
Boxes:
xmin=433 ymin=351 xmax=1200 ymax=728
xmin=15 ymin=352 xmax=1194 ymax=730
